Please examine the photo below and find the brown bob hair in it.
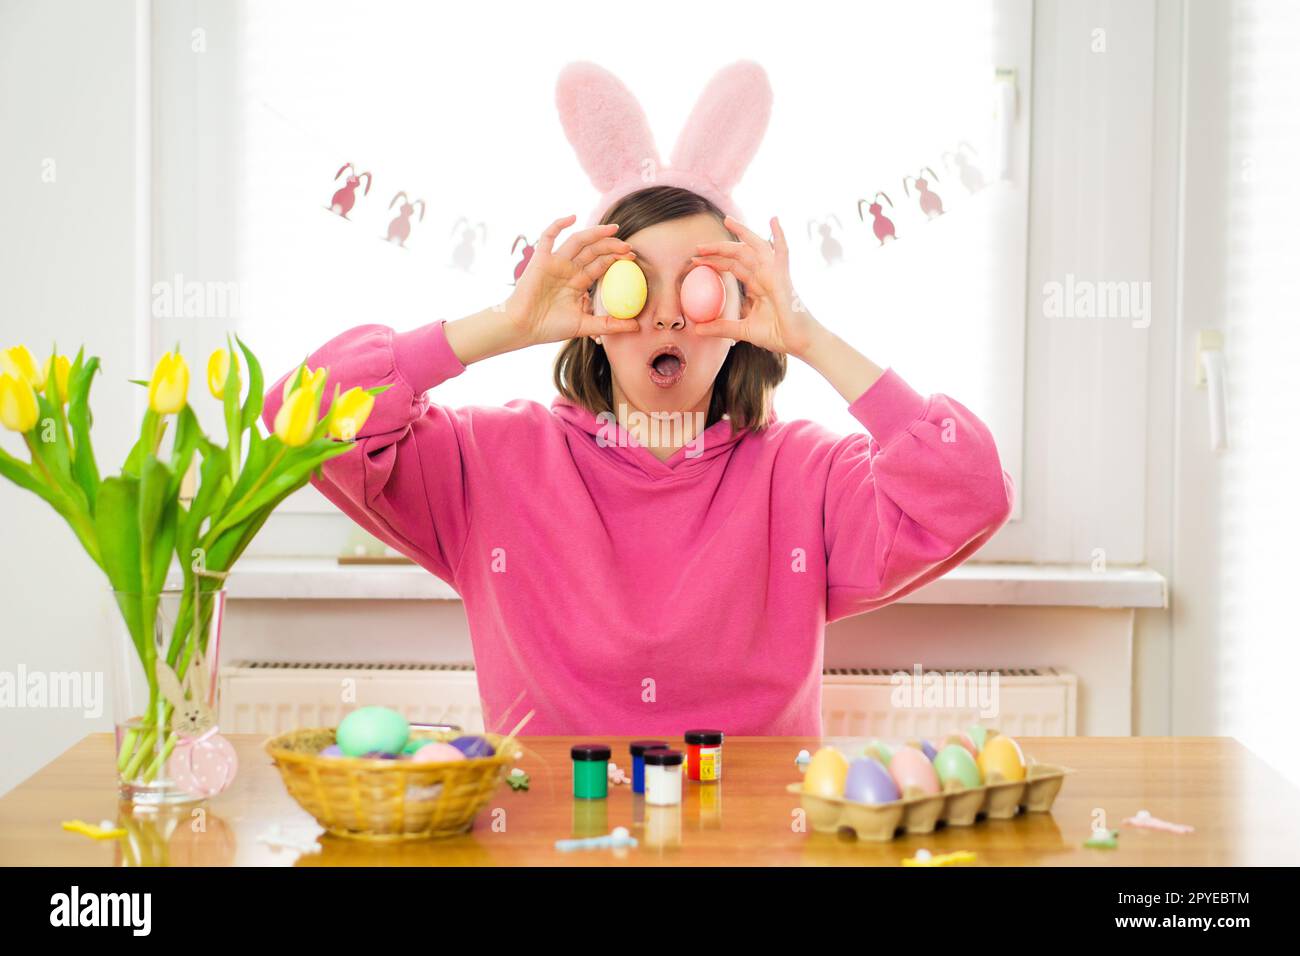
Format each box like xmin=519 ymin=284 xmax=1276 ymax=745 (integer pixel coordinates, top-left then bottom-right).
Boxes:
xmin=552 ymin=186 xmax=786 ymax=432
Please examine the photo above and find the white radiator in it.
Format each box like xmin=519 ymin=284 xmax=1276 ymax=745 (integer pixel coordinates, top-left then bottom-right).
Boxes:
xmin=219 ymin=661 xmax=1077 ymax=737
xmin=218 ymin=661 xmax=486 ymax=734
xmin=821 ymin=667 xmax=1077 ymax=737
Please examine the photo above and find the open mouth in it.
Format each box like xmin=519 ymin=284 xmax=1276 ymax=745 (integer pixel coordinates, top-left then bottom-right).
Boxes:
xmin=647 ymin=344 xmax=686 ymax=388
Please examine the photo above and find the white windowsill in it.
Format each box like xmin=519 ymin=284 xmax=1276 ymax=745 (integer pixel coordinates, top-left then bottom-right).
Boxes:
xmin=224 ymin=559 xmax=1167 ymax=609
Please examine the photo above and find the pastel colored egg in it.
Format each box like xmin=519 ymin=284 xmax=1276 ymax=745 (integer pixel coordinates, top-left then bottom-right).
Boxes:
xmin=318 ymin=744 xmax=344 ymax=758
xmin=863 ymin=739 xmax=893 ymax=766
xmin=401 ymin=737 xmax=429 ymax=755
xmin=600 ymin=259 xmax=647 ymax=319
xmin=450 ymin=735 xmax=495 ymax=759
xmin=336 ymin=706 xmax=410 ymax=757
xmin=941 ymin=733 xmax=980 ymax=760
xmin=844 ymin=758 xmax=901 ymax=804
xmin=967 ymin=726 xmax=998 ymax=751
xmin=888 ymin=745 xmax=942 ymax=797
xmin=802 ymin=747 xmax=850 ymax=799
xmin=933 ymin=743 xmax=983 ymax=790
xmin=977 ymin=734 xmax=1026 ymax=783
xmin=410 ymin=742 xmax=468 ymax=764
xmin=905 ymin=738 xmax=937 ymax=762
xmin=680 ymin=265 xmax=726 ymax=323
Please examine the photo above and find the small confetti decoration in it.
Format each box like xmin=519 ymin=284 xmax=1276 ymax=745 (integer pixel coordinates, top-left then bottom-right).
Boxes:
xmin=1084 ymin=828 xmax=1120 ymax=849
xmin=1123 ymin=809 xmax=1194 ymax=834
xmin=555 ymin=826 xmax=637 ymax=852
xmin=507 ymin=768 xmax=530 ymax=791
xmin=61 ymin=819 xmax=126 ymax=840
xmin=903 ymin=849 xmax=976 ymax=867
xmin=257 ymin=824 xmax=320 ymax=854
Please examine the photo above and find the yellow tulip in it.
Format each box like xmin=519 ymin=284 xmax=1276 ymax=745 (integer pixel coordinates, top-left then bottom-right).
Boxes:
xmin=43 ymin=354 xmax=71 ymax=403
xmin=327 ymin=387 xmax=375 ymax=441
xmin=274 ymin=385 xmax=317 ymax=447
xmin=283 ymin=365 xmax=327 ymax=402
xmin=0 ymin=372 xmax=39 ymax=433
xmin=207 ymin=348 xmax=236 ymax=400
xmin=147 ymin=351 xmax=190 ymax=414
xmin=1 ymin=345 xmax=45 ymax=391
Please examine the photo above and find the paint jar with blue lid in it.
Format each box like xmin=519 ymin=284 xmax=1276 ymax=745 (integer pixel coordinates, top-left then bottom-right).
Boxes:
xmin=629 ymin=740 xmax=669 ymax=794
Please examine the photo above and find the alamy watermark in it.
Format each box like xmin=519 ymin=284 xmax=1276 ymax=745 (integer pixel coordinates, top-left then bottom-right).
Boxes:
xmin=0 ymin=665 xmax=103 ymax=718
xmin=1042 ymin=273 xmax=1150 ymax=328
xmin=596 ymin=405 xmax=707 ymax=459
xmin=890 ymin=665 xmax=1000 ymax=719
xmin=151 ymin=273 xmax=250 ymax=320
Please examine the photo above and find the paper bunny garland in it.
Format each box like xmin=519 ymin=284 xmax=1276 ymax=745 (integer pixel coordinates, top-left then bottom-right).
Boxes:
xmin=555 ymin=60 xmax=774 ymax=227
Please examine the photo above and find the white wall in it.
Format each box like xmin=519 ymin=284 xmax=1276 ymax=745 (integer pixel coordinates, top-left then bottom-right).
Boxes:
xmin=0 ymin=0 xmax=147 ymax=794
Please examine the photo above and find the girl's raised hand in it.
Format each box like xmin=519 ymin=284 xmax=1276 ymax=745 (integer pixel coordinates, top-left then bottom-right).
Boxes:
xmin=689 ymin=216 xmax=818 ymax=358
xmin=505 ymin=215 xmax=641 ymax=346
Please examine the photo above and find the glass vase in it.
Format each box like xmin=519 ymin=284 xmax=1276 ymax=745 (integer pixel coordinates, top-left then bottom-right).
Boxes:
xmin=109 ymin=585 xmax=228 ymax=805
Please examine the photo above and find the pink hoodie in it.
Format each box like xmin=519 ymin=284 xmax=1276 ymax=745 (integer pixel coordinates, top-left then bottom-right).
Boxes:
xmin=263 ymin=321 xmax=1014 ymax=736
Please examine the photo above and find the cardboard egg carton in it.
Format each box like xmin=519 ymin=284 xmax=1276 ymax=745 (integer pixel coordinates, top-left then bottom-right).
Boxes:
xmin=787 ymin=762 xmax=1072 ymax=842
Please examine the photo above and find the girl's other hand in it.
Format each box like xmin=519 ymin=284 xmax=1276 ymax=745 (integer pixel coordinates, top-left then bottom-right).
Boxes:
xmin=689 ymin=215 xmax=819 ymax=358
xmin=505 ymin=215 xmax=641 ymax=346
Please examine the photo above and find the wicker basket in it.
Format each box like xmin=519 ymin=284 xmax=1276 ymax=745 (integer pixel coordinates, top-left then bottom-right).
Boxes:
xmin=265 ymin=727 xmax=514 ymax=841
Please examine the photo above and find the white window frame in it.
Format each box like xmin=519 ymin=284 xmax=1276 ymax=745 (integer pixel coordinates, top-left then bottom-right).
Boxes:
xmin=149 ymin=0 xmax=1161 ymax=567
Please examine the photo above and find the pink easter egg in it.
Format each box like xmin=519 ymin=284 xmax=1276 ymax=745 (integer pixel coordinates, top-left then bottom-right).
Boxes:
xmin=943 ymin=733 xmax=979 ymax=760
xmin=681 ymin=265 xmax=725 ymax=323
xmin=168 ymin=733 xmax=238 ymax=798
xmin=410 ymin=742 xmax=468 ymax=764
xmin=887 ymin=744 xmax=942 ymax=796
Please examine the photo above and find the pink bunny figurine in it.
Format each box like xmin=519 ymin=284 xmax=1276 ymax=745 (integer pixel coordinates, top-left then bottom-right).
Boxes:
xmin=156 ymin=643 xmax=238 ymax=798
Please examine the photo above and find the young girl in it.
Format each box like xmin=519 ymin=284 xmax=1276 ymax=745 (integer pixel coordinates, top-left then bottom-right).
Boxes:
xmin=262 ymin=62 xmax=1014 ymax=736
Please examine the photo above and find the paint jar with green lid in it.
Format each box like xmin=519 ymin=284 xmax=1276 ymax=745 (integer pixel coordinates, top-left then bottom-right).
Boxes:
xmin=571 ymin=743 xmax=611 ymax=799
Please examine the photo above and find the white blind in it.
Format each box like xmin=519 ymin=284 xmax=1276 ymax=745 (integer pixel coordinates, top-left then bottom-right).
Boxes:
xmin=1217 ymin=1 xmax=1300 ymax=783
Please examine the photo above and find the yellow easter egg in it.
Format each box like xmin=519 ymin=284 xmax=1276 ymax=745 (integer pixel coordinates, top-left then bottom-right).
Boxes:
xmin=977 ymin=734 xmax=1027 ymax=783
xmin=600 ymin=259 xmax=647 ymax=319
xmin=802 ymin=746 xmax=850 ymax=799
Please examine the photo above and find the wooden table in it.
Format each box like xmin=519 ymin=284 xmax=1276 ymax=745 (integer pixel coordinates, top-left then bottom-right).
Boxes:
xmin=1 ymin=735 xmax=1297 ymax=866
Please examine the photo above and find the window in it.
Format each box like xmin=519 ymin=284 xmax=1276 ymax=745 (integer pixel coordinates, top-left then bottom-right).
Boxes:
xmin=152 ymin=0 xmax=1055 ymax=559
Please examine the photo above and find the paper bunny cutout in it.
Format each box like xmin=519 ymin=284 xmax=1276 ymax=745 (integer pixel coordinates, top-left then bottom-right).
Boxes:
xmin=155 ymin=644 xmax=216 ymax=738
xmin=555 ymin=60 xmax=774 ymax=226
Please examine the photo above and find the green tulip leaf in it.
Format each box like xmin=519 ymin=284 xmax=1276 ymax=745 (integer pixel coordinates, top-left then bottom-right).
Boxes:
xmin=169 ymin=406 xmax=205 ymax=501
xmin=178 ymin=446 xmax=229 ymax=559
xmin=239 ymin=439 xmax=351 ymax=516
xmin=138 ymin=455 xmax=178 ymax=595
xmin=66 ymin=351 xmax=101 ymax=510
xmin=94 ymin=477 xmax=144 ymax=650
xmin=0 ymin=445 xmax=60 ymax=507
xmin=124 ymin=410 xmax=164 ymax=478
xmin=35 ymin=386 xmax=74 ymax=482
xmin=236 ymin=335 xmax=264 ymax=433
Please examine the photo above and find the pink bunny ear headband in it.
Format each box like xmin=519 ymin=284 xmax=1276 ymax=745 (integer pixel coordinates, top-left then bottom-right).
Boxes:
xmin=555 ymin=60 xmax=774 ymax=227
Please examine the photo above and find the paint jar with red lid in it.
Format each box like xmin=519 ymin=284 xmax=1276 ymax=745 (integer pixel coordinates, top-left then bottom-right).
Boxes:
xmin=683 ymin=729 xmax=724 ymax=782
